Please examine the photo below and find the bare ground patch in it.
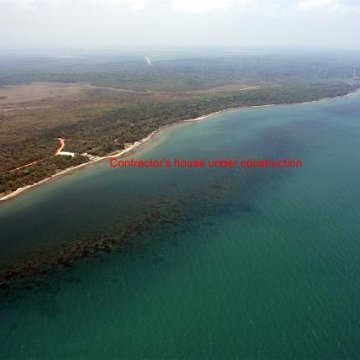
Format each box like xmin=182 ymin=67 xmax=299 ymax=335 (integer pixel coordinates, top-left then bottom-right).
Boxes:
xmin=0 ymin=82 xmax=93 ymax=104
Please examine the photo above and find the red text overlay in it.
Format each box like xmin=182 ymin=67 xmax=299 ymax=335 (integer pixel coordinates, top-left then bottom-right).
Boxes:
xmin=109 ymin=158 xmax=302 ymax=169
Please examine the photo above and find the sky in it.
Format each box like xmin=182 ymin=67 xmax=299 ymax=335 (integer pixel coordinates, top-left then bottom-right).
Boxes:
xmin=0 ymin=0 xmax=360 ymax=51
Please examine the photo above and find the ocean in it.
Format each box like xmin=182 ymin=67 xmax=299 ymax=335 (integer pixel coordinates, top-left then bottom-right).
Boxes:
xmin=1 ymin=93 xmax=360 ymax=359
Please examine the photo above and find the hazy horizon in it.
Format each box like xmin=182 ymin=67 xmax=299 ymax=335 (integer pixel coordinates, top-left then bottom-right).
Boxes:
xmin=1 ymin=0 xmax=360 ymax=51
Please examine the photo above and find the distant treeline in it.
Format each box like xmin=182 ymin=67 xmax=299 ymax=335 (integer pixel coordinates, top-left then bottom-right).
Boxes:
xmin=0 ymin=55 xmax=357 ymax=91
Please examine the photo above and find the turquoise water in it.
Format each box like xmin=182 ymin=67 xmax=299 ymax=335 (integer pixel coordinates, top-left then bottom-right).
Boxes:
xmin=1 ymin=94 xmax=360 ymax=359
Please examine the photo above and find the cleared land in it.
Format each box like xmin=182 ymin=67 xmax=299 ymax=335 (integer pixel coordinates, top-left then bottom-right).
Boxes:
xmin=0 ymin=82 xmax=93 ymax=105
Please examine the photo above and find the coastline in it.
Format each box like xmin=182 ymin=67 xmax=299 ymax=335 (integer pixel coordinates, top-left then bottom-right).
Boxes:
xmin=0 ymin=111 xmax=220 ymax=203
xmin=1 ymin=89 xmax=359 ymax=203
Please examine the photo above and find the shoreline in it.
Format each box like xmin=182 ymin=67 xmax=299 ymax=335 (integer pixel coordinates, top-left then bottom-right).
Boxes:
xmin=0 ymin=111 xmax=219 ymax=203
xmin=1 ymin=89 xmax=359 ymax=203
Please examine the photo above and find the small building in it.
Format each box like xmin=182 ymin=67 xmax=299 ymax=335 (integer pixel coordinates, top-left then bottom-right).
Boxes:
xmin=57 ymin=151 xmax=75 ymax=157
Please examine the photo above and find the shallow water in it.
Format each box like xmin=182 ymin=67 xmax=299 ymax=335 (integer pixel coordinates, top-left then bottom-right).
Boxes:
xmin=1 ymin=94 xmax=360 ymax=359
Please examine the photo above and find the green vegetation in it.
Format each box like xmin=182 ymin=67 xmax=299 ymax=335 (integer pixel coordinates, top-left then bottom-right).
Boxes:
xmin=0 ymin=156 xmax=88 ymax=194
